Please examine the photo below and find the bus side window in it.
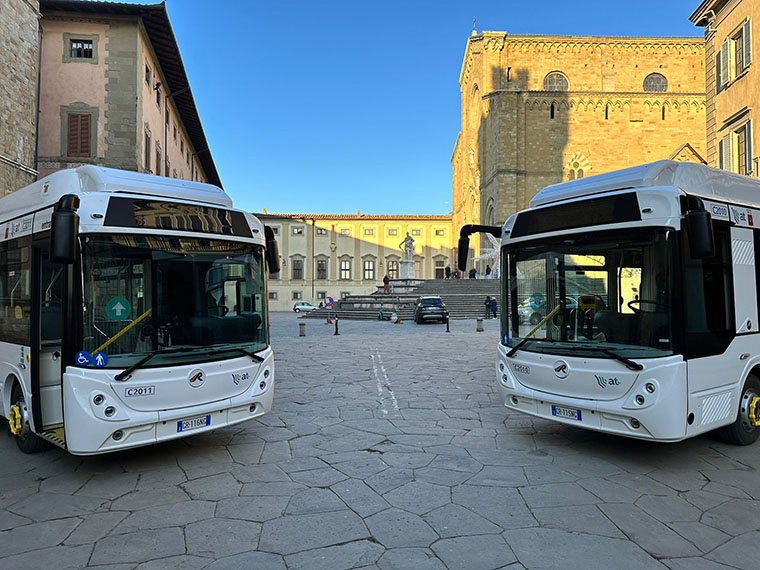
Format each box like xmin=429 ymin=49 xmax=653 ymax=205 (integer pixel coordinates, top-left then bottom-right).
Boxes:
xmin=682 ymin=224 xmax=734 ymax=358
xmin=0 ymin=237 xmax=32 ymax=345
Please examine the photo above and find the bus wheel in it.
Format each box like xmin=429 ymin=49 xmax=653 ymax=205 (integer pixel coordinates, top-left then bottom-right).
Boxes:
xmin=10 ymin=384 xmax=48 ymax=454
xmin=719 ymin=374 xmax=760 ymax=446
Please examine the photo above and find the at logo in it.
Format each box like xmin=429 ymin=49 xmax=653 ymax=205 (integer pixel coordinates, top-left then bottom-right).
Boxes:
xmin=595 ymin=375 xmax=620 ymax=389
xmin=231 ymin=372 xmax=250 ymax=385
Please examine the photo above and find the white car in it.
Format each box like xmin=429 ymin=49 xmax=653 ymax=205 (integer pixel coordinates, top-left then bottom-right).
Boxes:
xmin=293 ymin=302 xmax=317 ymax=313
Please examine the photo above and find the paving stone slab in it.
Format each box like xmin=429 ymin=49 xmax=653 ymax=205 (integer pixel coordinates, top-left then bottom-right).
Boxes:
xmin=185 ymin=518 xmax=262 ymax=558
xmin=0 ymin=517 xmax=82 ymax=557
xmin=365 ymin=508 xmax=439 ymax=548
xmin=432 ymin=534 xmax=517 ymax=570
xmin=135 ymin=555 xmax=212 ymax=570
xmin=599 ymin=503 xmax=701 ymax=558
xmin=0 ymin=509 xmax=31 ymax=531
xmin=377 ymin=547 xmax=447 ymax=570
xmin=284 ymin=539 xmax=384 ymax=570
xmin=64 ymin=510 xmax=129 ymax=544
xmin=503 ymin=527 xmax=665 ymax=570
xmin=701 ymin=499 xmax=760 ymax=535
xmin=383 ymin=481 xmax=450 ymax=515
xmin=8 ymin=492 xmax=106 ymax=521
xmin=110 ymin=487 xmax=190 ymax=511
xmin=0 ymin=544 xmax=92 ymax=570
xmin=365 ymin=468 xmax=414 ymax=495
xmin=424 ymin=503 xmax=502 ymax=538
xmin=286 ymin=488 xmax=347 ymax=514
xmin=260 ymin=510 xmax=369 ymax=555
xmin=452 ymin=486 xmax=537 ymax=530
xmin=519 ymin=482 xmax=599 ymax=509
xmin=90 ymin=527 xmax=185 ymax=565
xmin=202 ymin=551 xmax=286 ymax=570
xmin=532 ymin=505 xmax=626 ymax=538
xmin=113 ymin=500 xmax=215 ymax=535
xmin=215 ymin=494 xmax=289 ymax=521
xmin=466 ymin=465 xmax=528 ymax=487
xmin=666 ymin=521 xmax=731 ymax=553
xmin=662 ymin=557 xmax=740 ymax=570
xmin=705 ymin=530 xmax=760 ymax=568
xmin=181 ymin=472 xmax=242 ymax=501
xmin=635 ymin=495 xmax=703 ymax=522
xmin=331 ymin=478 xmax=391 ymax=517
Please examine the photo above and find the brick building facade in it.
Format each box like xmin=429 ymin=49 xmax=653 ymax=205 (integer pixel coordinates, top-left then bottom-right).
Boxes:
xmin=0 ymin=0 xmax=41 ymax=196
xmin=452 ymin=33 xmax=708 ymax=243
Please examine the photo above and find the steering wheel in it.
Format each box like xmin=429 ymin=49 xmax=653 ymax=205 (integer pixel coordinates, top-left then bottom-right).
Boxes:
xmin=627 ymin=299 xmax=667 ymax=313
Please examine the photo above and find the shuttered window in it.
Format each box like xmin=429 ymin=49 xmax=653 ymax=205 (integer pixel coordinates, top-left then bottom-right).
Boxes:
xmin=744 ymin=20 xmax=753 ymax=69
xmin=67 ymin=113 xmax=91 ymax=157
xmin=144 ymin=132 xmax=151 ymax=172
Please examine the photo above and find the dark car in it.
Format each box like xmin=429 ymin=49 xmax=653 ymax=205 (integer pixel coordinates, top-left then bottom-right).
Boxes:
xmin=414 ymin=296 xmax=448 ymax=324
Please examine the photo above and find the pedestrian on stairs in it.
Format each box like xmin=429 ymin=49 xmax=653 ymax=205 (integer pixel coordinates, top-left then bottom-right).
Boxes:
xmin=485 ymin=264 xmax=492 ymax=278
xmin=490 ymin=297 xmax=498 ymax=319
xmin=383 ymin=274 xmax=390 ymax=294
xmin=484 ymin=296 xmax=491 ymax=319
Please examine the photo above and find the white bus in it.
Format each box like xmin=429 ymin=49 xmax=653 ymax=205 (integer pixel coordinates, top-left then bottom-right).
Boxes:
xmin=459 ymin=160 xmax=760 ymax=445
xmin=1 ymin=166 xmax=280 ymax=454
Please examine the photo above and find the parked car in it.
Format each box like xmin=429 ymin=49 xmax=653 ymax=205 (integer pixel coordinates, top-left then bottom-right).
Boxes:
xmin=414 ymin=296 xmax=448 ymax=324
xmin=293 ymin=302 xmax=317 ymax=313
xmin=518 ymin=296 xmax=578 ymax=325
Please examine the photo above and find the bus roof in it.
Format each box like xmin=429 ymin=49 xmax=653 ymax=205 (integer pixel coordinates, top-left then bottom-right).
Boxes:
xmin=531 ymin=160 xmax=760 ymax=209
xmin=0 ymin=166 xmax=233 ymax=222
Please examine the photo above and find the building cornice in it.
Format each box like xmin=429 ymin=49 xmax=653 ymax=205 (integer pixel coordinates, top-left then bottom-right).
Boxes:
xmin=256 ymin=213 xmax=452 ymax=222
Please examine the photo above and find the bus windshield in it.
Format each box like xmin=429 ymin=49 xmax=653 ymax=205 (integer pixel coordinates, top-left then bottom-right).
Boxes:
xmin=81 ymin=234 xmax=267 ymax=368
xmin=502 ymin=228 xmax=674 ymax=359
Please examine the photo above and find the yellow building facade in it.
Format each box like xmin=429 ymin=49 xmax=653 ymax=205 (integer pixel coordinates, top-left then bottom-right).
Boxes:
xmin=691 ymin=0 xmax=758 ymax=174
xmin=256 ymin=213 xmax=454 ymax=311
xmin=452 ymin=33 xmax=708 ymax=244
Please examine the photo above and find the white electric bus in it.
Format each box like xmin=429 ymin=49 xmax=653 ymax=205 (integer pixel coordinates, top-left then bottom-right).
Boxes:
xmin=1 ymin=165 xmax=280 ymax=454
xmin=459 ymin=160 xmax=760 ymax=445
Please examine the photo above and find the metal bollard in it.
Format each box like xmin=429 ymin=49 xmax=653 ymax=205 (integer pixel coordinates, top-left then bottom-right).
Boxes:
xmin=334 ymin=317 xmax=340 ymax=335
xmin=299 ymin=322 xmax=306 ymax=336
xmin=476 ymin=318 xmax=484 ymax=332
xmin=446 ymin=318 xmax=450 ymax=333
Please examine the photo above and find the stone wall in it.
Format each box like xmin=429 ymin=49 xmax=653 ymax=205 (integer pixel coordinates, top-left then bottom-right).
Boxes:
xmin=452 ymin=33 xmax=707 ymax=236
xmin=0 ymin=0 xmax=40 ymax=196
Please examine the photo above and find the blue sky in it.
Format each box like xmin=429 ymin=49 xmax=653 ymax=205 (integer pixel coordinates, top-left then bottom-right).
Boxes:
xmin=160 ymin=0 xmax=703 ymax=215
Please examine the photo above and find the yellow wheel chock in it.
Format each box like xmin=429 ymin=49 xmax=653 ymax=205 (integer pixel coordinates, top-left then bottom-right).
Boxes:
xmin=9 ymin=404 xmax=22 ymax=436
xmin=750 ymin=396 xmax=760 ymax=428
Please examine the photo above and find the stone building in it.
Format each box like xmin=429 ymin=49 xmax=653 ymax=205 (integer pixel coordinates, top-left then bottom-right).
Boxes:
xmin=35 ymin=0 xmax=220 ymax=185
xmin=452 ymin=33 xmax=708 ymax=241
xmin=256 ymin=213 xmax=453 ymax=311
xmin=691 ymin=0 xmax=758 ymax=174
xmin=0 ymin=0 xmax=41 ymax=196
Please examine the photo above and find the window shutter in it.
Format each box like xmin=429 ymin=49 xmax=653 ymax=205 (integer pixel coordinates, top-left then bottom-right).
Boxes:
xmin=79 ymin=115 xmax=90 ymax=156
xmin=716 ymin=53 xmax=722 ymax=92
xmin=67 ymin=114 xmax=80 ymax=156
xmin=744 ymin=20 xmax=752 ymax=69
xmin=746 ymin=120 xmax=753 ymax=175
xmin=725 ymin=134 xmax=733 ymax=172
xmin=721 ymin=40 xmax=730 ymax=85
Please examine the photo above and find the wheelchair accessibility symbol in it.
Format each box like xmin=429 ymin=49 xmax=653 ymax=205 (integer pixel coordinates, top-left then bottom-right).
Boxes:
xmin=76 ymin=351 xmax=92 ymax=366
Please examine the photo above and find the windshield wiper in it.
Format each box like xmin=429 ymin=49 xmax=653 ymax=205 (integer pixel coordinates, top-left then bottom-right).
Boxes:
xmin=114 ymin=346 xmax=201 ymax=382
xmin=208 ymin=346 xmax=265 ymax=362
xmin=574 ymin=346 xmax=644 ymax=371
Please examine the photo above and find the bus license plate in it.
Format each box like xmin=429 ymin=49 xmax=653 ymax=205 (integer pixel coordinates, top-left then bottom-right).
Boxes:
xmin=552 ymin=405 xmax=582 ymax=421
xmin=177 ymin=415 xmax=211 ymax=432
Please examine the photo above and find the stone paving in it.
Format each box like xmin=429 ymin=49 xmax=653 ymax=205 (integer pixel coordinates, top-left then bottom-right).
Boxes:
xmin=1 ymin=312 xmax=758 ymax=569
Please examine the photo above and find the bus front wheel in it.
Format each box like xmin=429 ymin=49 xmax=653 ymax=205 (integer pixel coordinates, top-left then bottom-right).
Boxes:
xmin=719 ymin=374 xmax=760 ymax=446
xmin=10 ymin=383 xmax=48 ymax=454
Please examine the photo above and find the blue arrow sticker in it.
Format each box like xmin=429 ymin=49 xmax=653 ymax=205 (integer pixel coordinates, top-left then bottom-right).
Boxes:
xmin=75 ymin=351 xmax=92 ymax=366
xmin=92 ymin=352 xmax=109 ymax=367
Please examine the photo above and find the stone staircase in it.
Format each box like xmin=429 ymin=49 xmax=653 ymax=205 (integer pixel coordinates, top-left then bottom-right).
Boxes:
xmin=301 ymin=278 xmax=501 ymax=321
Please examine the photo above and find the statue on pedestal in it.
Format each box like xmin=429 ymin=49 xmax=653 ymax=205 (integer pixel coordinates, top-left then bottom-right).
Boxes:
xmin=399 ymin=232 xmax=414 ymax=261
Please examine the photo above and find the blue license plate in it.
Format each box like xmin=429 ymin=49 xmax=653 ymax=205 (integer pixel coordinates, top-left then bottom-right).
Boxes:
xmin=177 ymin=415 xmax=211 ymax=432
xmin=551 ymin=405 xmax=582 ymax=421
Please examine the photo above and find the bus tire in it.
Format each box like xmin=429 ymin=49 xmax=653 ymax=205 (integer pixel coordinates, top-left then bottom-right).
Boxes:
xmin=10 ymin=383 xmax=49 ymax=454
xmin=718 ymin=374 xmax=760 ymax=446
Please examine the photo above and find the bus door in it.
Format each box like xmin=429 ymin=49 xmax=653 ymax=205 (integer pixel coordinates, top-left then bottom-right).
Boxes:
xmin=31 ymin=241 xmax=66 ymax=446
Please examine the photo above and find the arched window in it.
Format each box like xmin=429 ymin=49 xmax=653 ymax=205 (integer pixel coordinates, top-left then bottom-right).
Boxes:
xmin=643 ymin=73 xmax=668 ymax=92
xmin=550 ymin=103 xmax=555 ymax=119
xmin=566 ymin=153 xmax=591 ymax=181
xmin=544 ymin=72 xmax=569 ymax=92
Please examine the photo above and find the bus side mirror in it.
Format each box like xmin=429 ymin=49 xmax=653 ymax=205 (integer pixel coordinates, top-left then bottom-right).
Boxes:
xmin=51 ymin=194 xmax=80 ymax=264
xmin=458 ymin=236 xmax=469 ymax=271
xmin=686 ymin=209 xmax=715 ymax=259
xmin=264 ymin=226 xmax=280 ymax=274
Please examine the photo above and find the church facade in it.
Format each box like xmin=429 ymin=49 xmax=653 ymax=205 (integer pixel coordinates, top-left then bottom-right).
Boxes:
xmin=452 ymin=33 xmax=708 ymax=242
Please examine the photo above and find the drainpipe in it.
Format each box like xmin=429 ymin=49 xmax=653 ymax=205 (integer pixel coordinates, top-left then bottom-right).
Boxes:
xmin=34 ymin=20 xmax=43 ymax=176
